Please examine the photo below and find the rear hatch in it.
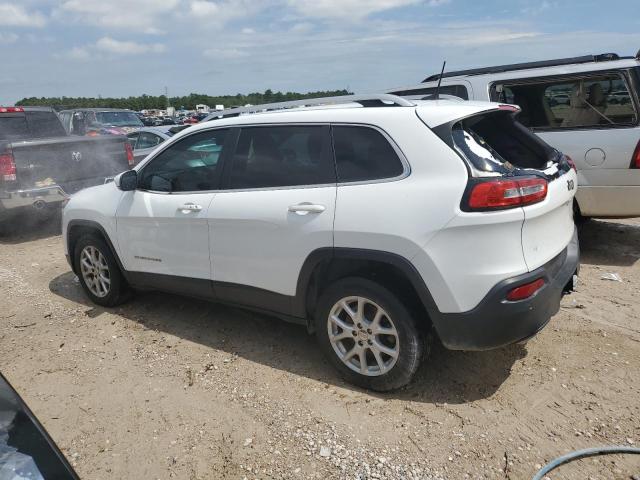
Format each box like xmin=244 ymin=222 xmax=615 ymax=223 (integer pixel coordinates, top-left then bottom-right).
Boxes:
xmin=418 ymin=101 xmax=577 ymax=270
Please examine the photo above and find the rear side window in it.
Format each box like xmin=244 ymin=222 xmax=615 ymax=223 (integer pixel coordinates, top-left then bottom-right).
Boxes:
xmin=493 ymin=72 xmax=637 ymax=129
xmin=139 ymin=129 xmax=228 ymax=192
xmin=25 ymin=111 xmax=66 ymax=138
xmin=228 ymin=125 xmax=334 ymax=189
xmin=332 ymin=126 xmax=405 ymax=182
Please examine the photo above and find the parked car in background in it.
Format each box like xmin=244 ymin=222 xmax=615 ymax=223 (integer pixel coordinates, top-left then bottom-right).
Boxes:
xmin=388 ymin=51 xmax=640 ymax=219
xmin=0 ymin=373 xmax=79 ymax=480
xmin=0 ymin=106 xmax=134 ymax=224
xmin=126 ymin=125 xmax=188 ymax=163
xmin=62 ymin=94 xmax=578 ymax=391
xmin=58 ymin=108 xmax=143 ymax=136
xmin=183 ymin=113 xmax=208 ymax=125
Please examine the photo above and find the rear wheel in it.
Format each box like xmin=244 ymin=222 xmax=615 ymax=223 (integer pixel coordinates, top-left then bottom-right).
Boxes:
xmin=315 ymin=277 xmax=428 ymax=391
xmin=74 ymin=234 xmax=129 ymax=307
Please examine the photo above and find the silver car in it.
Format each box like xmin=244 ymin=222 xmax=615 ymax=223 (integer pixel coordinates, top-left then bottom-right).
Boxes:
xmin=126 ymin=126 xmax=187 ymax=164
xmin=388 ymin=51 xmax=640 ymax=219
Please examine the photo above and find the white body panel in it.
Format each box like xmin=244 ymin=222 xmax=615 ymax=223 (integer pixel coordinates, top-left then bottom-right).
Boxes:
xmin=115 ymin=191 xmax=214 ymax=279
xmin=62 ymin=182 xmax=124 ymax=257
xmin=208 ymin=186 xmax=336 ymax=295
xmin=521 ymin=169 xmax=578 ymax=270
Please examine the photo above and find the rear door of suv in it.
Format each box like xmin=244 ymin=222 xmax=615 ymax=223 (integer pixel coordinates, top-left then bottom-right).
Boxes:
xmin=491 ymin=68 xmax=640 ymax=217
xmin=207 ymin=124 xmax=336 ymax=313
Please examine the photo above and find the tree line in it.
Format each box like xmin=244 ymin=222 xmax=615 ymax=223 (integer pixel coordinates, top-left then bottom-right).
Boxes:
xmin=16 ymin=89 xmax=352 ymax=111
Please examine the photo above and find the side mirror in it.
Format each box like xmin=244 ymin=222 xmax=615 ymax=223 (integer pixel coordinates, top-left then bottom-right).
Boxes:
xmin=115 ymin=170 xmax=138 ymax=191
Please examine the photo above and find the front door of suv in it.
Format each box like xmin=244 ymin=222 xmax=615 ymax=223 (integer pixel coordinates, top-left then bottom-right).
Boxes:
xmin=208 ymin=125 xmax=336 ymax=313
xmin=115 ymin=128 xmax=230 ymax=296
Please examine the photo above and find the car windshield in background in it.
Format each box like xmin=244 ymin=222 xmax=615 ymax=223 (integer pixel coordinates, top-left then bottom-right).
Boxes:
xmin=95 ymin=112 xmax=143 ymax=127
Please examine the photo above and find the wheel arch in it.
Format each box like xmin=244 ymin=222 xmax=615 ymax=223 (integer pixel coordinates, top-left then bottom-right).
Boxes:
xmin=66 ymin=220 xmax=127 ymax=278
xmin=295 ymin=248 xmax=440 ymax=332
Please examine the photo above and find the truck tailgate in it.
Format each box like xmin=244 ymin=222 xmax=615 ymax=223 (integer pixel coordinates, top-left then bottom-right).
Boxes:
xmin=11 ymin=135 xmax=129 ymax=194
xmin=521 ymin=168 xmax=578 ymax=270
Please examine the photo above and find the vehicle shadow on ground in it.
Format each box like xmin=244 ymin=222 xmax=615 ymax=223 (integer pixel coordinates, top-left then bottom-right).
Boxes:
xmin=578 ymin=219 xmax=640 ymax=267
xmin=0 ymin=213 xmax=61 ymax=245
xmin=50 ymin=271 xmax=526 ymax=404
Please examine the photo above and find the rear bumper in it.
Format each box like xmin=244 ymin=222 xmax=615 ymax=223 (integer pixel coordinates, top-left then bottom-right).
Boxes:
xmin=431 ymin=227 xmax=579 ymax=351
xmin=0 ymin=185 xmax=68 ymax=216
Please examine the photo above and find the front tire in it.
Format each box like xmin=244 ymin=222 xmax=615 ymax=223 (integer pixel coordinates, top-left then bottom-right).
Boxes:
xmin=315 ymin=277 xmax=428 ymax=391
xmin=74 ymin=234 xmax=128 ymax=307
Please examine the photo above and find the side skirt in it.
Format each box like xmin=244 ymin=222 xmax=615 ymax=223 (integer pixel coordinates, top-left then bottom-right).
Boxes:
xmin=125 ymin=271 xmax=306 ymax=326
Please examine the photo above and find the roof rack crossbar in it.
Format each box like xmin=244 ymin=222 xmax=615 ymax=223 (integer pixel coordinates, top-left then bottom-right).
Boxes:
xmin=422 ymin=53 xmax=628 ymax=82
xmin=203 ymin=94 xmax=414 ymax=121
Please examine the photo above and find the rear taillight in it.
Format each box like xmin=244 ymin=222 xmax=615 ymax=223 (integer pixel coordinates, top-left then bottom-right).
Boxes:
xmin=631 ymin=140 xmax=640 ymax=169
xmin=506 ymin=278 xmax=545 ymax=301
xmin=125 ymin=142 xmax=135 ymax=166
xmin=0 ymin=149 xmax=17 ymax=182
xmin=0 ymin=106 xmax=24 ymax=113
xmin=467 ymin=176 xmax=548 ymax=210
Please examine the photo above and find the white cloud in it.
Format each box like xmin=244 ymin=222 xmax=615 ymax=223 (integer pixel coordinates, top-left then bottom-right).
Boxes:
xmin=95 ymin=37 xmax=165 ymax=55
xmin=59 ymin=37 xmax=166 ymax=60
xmin=203 ymin=47 xmax=248 ymax=59
xmin=185 ymin=0 xmax=267 ymax=27
xmin=56 ymin=0 xmax=179 ymax=32
xmin=0 ymin=32 xmax=18 ymax=44
xmin=0 ymin=4 xmax=46 ymax=27
xmin=287 ymin=0 xmax=420 ymax=18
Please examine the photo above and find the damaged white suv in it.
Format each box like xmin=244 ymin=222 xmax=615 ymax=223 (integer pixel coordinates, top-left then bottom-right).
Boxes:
xmin=63 ymin=94 xmax=579 ymax=391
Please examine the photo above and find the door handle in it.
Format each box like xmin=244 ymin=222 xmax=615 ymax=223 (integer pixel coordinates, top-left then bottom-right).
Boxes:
xmin=288 ymin=203 xmax=326 ymax=214
xmin=179 ymin=203 xmax=203 ymax=213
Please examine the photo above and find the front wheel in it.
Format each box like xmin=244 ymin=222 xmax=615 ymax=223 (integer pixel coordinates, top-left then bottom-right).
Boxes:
xmin=74 ymin=234 xmax=129 ymax=307
xmin=315 ymin=277 xmax=428 ymax=391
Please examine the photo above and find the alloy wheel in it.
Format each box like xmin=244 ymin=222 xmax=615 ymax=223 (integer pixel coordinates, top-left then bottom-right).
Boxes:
xmin=79 ymin=245 xmax=111 ymax=298
xmin=327 ymin=296 xmax=400 ymax=376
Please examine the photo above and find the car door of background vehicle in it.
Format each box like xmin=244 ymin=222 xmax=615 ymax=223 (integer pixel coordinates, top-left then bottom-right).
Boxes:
xmin=115 ymin=128 xmax=230 ymax=297
xmin=491 ymin=70 xmax=640 ymax=216
xmin=207 ymin=124 xmax=336 ymax=314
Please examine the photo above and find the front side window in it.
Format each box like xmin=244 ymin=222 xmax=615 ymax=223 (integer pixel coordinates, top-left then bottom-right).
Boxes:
xmin=332 ymin=126 xmax=405 ymax=182
xmin=137 ymin=132 xmax=163 ymax=149
xmin=228 ymin=125 xmax=334 ymax=189
xmin=139 ymin=129 xmax=228 ymax=192
xmin=494 ymin=72 xmax=637 ymax=129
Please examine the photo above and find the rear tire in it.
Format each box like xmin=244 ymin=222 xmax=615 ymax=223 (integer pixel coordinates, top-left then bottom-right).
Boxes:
xmin=315 ymin=277 xmax=428 ymax=391
xmin=74 ymin=234 xmax=129 ymax=307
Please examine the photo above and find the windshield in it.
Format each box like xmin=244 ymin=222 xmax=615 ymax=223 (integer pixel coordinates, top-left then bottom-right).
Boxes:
xmin=94 ymin=111 xmax=143 ymax=127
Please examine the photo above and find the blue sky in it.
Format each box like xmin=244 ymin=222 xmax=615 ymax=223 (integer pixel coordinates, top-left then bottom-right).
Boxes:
xmin=1 ymin=0 xmax=639 ymax=105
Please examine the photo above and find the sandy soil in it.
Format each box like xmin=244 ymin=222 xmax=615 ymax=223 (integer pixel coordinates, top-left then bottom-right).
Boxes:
xmin=0 ymin=217 xmax=639 ymax=479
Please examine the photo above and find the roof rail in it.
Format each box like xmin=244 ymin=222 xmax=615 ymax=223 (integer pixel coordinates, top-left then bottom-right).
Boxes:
xmin=422 ymin=53 xmax=629 ymax=82
xmin=203 ymin=94 xmax=414 ymax=121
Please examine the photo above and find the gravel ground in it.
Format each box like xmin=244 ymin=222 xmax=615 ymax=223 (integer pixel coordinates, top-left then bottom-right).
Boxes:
xmin=0 ymin=216 xmax=639 ymax=479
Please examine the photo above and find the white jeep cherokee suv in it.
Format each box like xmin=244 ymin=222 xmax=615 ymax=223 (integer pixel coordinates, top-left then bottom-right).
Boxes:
xmin=63 ymin=94 xmax=579 ymax=391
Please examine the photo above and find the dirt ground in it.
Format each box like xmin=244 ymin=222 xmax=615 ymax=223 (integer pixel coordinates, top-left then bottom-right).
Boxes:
xmin=1 ymin=216 xmax=639 ymax=480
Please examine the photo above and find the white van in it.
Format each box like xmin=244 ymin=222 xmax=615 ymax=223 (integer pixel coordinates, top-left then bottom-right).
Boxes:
xmin=388 ymin=52 xmax=640 ymax=219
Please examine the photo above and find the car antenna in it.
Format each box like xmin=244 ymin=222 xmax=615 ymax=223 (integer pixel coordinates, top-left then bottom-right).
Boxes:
xmin=433 ymin=61 xmax=446 ymax=100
